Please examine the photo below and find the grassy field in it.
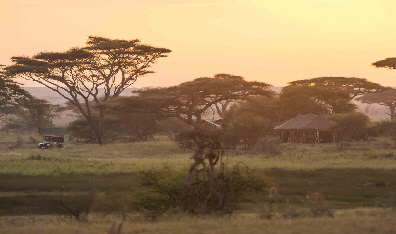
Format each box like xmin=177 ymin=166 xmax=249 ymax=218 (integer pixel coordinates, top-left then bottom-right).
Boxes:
xmin=0 ymin=135 xmax=395 ymax=233
xmin=1 ymin=215 xmax=396 ymax=234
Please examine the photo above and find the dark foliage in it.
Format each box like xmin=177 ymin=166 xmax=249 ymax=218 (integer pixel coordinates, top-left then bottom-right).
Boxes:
xmin=135 ymin=164 xmax=268 ymax=216
xmin=5 ymin=36 xmax=171 ymax=144
xmin=67 ymin=117 xmax=124 ymax=143
xmin=328 ymin=112 xmax=370 ymax=142
xmin=0 ymin=66 xmax=33 ymax=110
xmin=288 ymin=76 xmax=386 ymax=98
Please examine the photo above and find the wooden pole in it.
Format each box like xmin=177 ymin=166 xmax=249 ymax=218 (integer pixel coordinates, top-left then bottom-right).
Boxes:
xmin=281 ymin=130 xmax=284 ymax=143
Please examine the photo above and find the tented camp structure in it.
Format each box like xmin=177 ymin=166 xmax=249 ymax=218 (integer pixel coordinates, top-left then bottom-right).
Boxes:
xmin=274 ymin=114 xmax=336 ymax=143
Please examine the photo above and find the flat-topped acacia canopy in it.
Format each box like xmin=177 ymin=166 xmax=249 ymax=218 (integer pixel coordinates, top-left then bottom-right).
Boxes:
xmin=5 ymin=36 xmax=171 ymax=145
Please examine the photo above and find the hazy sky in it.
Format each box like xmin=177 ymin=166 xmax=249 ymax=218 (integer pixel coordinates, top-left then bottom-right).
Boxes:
xmin=2 ymin=0 xmax=396 ymax=88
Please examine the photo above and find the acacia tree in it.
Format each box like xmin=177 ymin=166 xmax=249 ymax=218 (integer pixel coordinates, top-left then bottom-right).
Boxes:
xmin=372 ymin=57 xmax=396 ymax=70
xmin=109 ymin=74 xmax=273 ymax=214
xmin=108 ymin=111 xmax=162 ymax=141
xmin=278 ymin=85 xmax=357 ymax=117
xmin=357 ymin=89 xmax=396 ymax=121
xmin=122 ymin=74 xmax=273 ymax=128
xmin=17 ymin=98 xmax=65 ymax=133
xmin=288 ymin=76 xmax=385 ymax=98
xmin=369 ymin=57 xmax=396 ymax=121
xmin=0 ymin=66 xmax=33 ymax=115
xmin=5 ymin=36 xmax=171 ymax=144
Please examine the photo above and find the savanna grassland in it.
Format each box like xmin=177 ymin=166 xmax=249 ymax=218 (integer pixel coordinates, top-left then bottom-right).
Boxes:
xmin=0 ymin=134 xmax=395 ymax=234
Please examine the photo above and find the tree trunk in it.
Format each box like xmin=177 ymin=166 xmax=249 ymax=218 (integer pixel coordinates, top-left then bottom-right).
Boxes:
xmin=97 ymin=108 xmax=106 ymax=145
xmin=187 ymin=147 xmax=205 ymax=184
xmin=83 ymin=114 xmax=104 ymax=145
xmin=90 ymin=123 xmax=105 ymax=145
xmin=390 ymin=105 xmax=395 ymax=122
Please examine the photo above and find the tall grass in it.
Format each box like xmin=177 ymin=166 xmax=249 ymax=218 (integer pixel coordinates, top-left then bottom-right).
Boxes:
xmin=1 ymin=140 xmax=396 ymax=176
xmin=0 ymin=215 xmax=396 ymax=234
xmin=0 ymin=139 xmax=395 ymax=217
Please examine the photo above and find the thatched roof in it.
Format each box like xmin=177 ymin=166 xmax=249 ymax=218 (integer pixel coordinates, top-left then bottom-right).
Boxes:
xmin=274 ymin=114 xmax=335 ymax=130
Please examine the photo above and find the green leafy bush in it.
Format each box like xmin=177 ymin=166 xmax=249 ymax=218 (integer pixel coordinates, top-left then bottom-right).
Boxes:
xmin=328 ymin=112 xmax=370 ymax=142
xmin=67 ymin=116 xmax=123 ymax=143
xmin=134 ymin=164 xmax=269 ymax=217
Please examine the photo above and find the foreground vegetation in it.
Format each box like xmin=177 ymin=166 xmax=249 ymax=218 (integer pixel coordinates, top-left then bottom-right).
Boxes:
xmin=0 ymin=135 xmax=395 ymax=233
xmin=1 ymin=214 xmax=396 ymax=234
xmin=1 ymin=138 xmax=395 ymax=208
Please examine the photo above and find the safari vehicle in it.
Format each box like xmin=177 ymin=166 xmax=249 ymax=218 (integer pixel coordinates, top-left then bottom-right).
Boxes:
xmin=38 ymin=127 xmax=67 ymax=149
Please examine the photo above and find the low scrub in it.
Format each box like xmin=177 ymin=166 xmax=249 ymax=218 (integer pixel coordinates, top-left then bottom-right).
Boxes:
xmin=134 ymin=164 xmax=269 ymax=217
xmin=253 ymin=136 xmax=281 ymax=155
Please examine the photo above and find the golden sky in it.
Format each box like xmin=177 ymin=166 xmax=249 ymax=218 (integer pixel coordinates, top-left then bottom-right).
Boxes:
xmin=1 ymin=0 xmax=396 ymax=88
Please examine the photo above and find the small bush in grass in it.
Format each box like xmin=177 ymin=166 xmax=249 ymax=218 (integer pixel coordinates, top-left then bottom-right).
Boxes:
xmin=253 ymin=136 xmax=281 ymax=155
xmin=133 ymin=166 xmax=185 ymax=217
xmin=26 ymin=154 xmax=52 ymax=161
xmin=261 ymin=189 xmax=334 ymax=219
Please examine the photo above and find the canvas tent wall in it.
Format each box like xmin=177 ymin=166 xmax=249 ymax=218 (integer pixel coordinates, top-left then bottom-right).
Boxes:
xmin=274 ymin=114 xmax=336 ymax=143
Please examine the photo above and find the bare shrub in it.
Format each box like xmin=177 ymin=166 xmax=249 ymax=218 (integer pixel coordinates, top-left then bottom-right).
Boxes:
xmin=261 ymin=186 xmax=283 ymax=219
xmin=8 ymin=136 xmax=24 ymax=149
xmin=26 ymin=154 xmax=52 ymax=161
xmin=58 ymin=191 xmax=105 ymax=221
xmin=107 ymin=222 xmax=124 ymax=234
xmin=302 ymin=192 xmax=334 ymax=218
xmin=29 ymin=136 xmax=39 ymax=144
xmin=260 ymin=189 xmax=334 ymax=219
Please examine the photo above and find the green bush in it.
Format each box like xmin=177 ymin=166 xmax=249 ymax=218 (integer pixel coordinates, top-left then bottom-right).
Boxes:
xmin=369 ymin=120 xmax=396 ymax=137
xmin=328 ymin=112 xmax=370 ymax=142
xmin=134 ymin=164 xmax=269 ymax=217
xmin=67 ymin=116 xmax=124 ymax=143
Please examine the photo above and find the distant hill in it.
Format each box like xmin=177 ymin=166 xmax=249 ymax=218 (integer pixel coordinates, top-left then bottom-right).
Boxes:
xmin=24 ymin=87 xmax=138 ymax=105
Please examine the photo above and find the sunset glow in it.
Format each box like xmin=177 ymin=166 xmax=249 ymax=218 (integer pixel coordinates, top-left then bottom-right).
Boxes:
xmin=1 ymin=0 xmax=396 ymax=87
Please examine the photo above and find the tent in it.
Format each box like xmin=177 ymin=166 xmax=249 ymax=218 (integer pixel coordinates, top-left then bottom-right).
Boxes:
xmin=274 ymin=114 xmax=336 ymax=143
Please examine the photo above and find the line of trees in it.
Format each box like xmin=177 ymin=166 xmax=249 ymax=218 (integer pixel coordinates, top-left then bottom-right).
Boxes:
xmin=58 ymin=75 xmax=393 ymax=146
xmin=3 ymin=36 xmax=396 ymax=147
